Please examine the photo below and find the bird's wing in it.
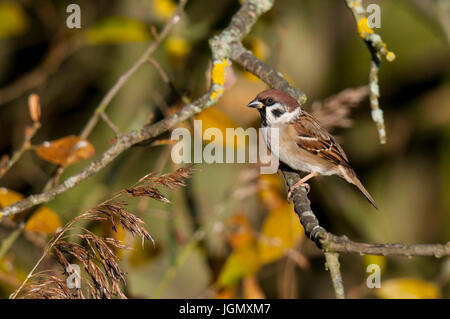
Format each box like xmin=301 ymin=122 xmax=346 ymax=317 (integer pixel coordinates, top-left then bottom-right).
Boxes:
xmin=292 ymin=111 xmax=350 ymax=167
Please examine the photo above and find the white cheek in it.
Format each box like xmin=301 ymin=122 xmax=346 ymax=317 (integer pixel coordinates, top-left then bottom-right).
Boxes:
xmin=268 ymin=107 xmax=301 ymax=125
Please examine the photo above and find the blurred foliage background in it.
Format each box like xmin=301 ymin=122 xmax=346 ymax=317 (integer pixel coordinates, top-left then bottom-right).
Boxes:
xmin=0 ymin=0 xmax=449 ymax=299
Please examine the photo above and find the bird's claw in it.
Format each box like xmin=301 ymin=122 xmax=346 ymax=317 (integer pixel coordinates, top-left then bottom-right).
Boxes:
xmin=287 ymin=183 xmax=310 ymax=201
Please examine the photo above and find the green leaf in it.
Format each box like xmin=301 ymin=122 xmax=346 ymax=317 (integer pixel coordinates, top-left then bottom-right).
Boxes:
xmin=0 ymin=1 xmax=29 ymax=39
xmin=86 ymin=16 xmax=150 ymax=44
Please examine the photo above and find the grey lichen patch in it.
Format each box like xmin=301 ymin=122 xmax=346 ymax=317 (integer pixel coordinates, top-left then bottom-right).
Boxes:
xmin=248 ymin=0 xmax=273 ymax=14
xmin=369 ymin=81 xmax=379 ymax=97
xmin=209 ymin=36 xmax=232 ymax=60
xmin=64 ymin=177 xmax=77 ymax=189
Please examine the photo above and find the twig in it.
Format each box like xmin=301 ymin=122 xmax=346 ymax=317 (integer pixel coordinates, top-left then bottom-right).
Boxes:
xmin=345 ymin=0 xmax=395 ymax=144
xmin=41 ymin=0 xmax=187 ymax=190
xmin=0 ymin=121 xmax=41 ymax=179
xmin=99 ymin=112 xmax=122 ymax=136
xmin=324 ymin=252 xmax=345 ymax=299
xmin=282 ymin=170 xmax=450 ymax=257
xmin=148 ymin=57 xmax=191 ymax=105
xmin=151 ymin=178 xmax=252 ymax=298
xmin=0 ymin=41 xmax=77 ymax=106
xmin=148 ymin=57 xmax=170 ymax=83
xmin=79 ymin=0 xmax=188 ymax=139
xmin=0 ymin=0 xmax=270 ymax=220
xmin=9 ymin=219 xmax=72 ymax=299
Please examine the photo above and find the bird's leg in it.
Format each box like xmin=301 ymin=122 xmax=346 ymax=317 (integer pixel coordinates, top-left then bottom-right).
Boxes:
xmin=287 ymin=171 xmax=319 ymax=200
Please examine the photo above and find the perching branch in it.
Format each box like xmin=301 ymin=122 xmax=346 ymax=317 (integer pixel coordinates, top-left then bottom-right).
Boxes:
xmin=282 ymin=170 xmax=450 ymax=257
xmin=345 ymin=0 xmax=396 ymax=144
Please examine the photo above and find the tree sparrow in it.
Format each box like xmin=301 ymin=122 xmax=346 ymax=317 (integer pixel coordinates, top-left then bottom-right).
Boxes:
xmin=248 ymin=89 xmax=378 ymax=209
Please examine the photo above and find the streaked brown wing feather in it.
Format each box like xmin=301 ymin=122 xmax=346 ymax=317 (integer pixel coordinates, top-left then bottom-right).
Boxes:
xmin=293 ymin=111 xmax=350 ymax=167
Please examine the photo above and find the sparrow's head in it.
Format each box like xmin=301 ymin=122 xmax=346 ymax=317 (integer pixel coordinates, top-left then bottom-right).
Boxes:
xmin=248 ymin=89 xmax=301 ymax=126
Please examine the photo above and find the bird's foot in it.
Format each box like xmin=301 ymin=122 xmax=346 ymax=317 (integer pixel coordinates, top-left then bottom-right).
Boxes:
xmin=287 ymin=182 xmax=310 ymax=201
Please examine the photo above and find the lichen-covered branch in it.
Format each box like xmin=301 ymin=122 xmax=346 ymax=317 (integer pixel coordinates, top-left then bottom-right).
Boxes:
xmin=0 ymin=0 xmax=273 ymax=220
xmin=345 ymin=0 xmax=395 ymax=144
xmin=324 ymin=252 xmax=345 ymax=299
xmin=283 ymin=170 xmax=450 ymax=257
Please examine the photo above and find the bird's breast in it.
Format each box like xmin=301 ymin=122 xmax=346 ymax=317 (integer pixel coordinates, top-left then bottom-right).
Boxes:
xmin=261 ymin=124 xmax=336 ymax=175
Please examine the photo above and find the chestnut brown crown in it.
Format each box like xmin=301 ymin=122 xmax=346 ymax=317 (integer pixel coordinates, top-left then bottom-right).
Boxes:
xmin=251 ymin=89 xmax=300 ymax=112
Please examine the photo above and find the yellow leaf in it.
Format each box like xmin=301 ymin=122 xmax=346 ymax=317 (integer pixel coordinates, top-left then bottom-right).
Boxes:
xmin=0 ymin=255 xmax=28 ymax=289
xmin=25 ymin=206 xmax=61 ymax=234
xmin=258 ymin=174 xmax=285 ymax=210
xmin=87 ymin=16 xmax=150 ymax=44
xmin=258 ymin=202 xmax=304 ymax=264
xmin=363 ymin=254 xmax=387 ymax=273
xmin=165 ymin=36 xmax=191 ymax=58
xmin=217 ymin=286 xmax=236 ymax=299
xmin=0 ymin=188 xmax=23 ymax=209
xmin=376 ymin=278 xmax=441 ymax=299
xmin=217 ymin=244 xmax=260 ymax=288
xmin=243 ymin=276 xmax=265 ymax=299
xmin=152 ymin=0 xmax=177 ymax=20
xmin=35 ymin=135 xmax=95 ymax=167
xmin=97 ymin=221 xmax=127 ymax=258
xmin=194 ymin=107 xmax=248 ymax=149
xmin=226 ymin=214 xmax=254 ymax=249
xmin=0 ymin=1 xmax=28 ymax=39
xmin=129 ymin=240 xmax=161 ymax=267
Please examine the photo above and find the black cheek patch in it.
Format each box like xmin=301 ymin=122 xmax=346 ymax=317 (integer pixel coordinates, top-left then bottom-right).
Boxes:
xmin=271 ymin=109 xmax=284 ymax=118
xmin=259 ymin=108 xmax=267 ymax=126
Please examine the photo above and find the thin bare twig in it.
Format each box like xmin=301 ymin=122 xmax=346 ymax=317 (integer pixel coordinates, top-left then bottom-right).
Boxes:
xmin=0 ymin=41 xmax=78 ymax=106
xmin=99 ymin=113 xmax=122 ymax=136
xmin=79 ymin=0 xmax=188 ymax=139
xmin=41 ymin=0 xmax=187 ymax=191
xmin=0 ymin=123 xmax=41 ymax=179
xmin=0 ymin=0 xmax=268 ymax=220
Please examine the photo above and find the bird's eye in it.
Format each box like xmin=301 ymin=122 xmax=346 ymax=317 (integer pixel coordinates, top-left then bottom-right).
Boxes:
xmin=266 ymin=98 xmax=274 ymax=105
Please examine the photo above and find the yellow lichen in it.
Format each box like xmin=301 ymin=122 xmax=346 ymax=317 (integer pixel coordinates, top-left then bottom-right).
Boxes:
xmin=211 ymin=58 xmax=229 ymax=86
xmin=386 ymin=51 xmax=396 ymax=62
xmin=357 ymin=17 xmax=373 ymax=37
xmin=210 ymin=88 xmax=223 ymax=101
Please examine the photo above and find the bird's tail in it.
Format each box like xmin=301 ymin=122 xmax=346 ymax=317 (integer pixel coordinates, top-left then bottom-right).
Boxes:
xmin=341 ymin=167 xmax=378 ymax=209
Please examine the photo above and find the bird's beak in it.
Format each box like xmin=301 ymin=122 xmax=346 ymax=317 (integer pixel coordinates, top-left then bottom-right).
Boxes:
xmin=247 ymin=99 xmax=263 ymax=109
